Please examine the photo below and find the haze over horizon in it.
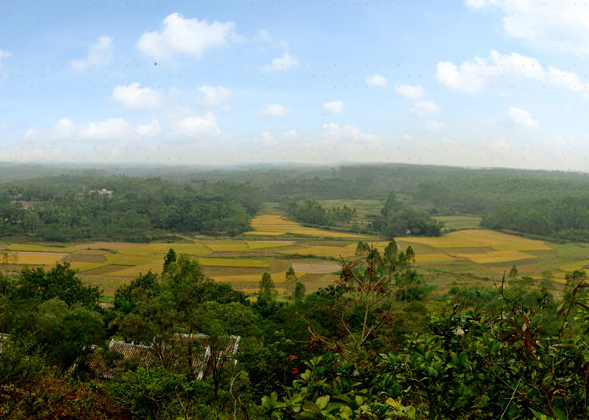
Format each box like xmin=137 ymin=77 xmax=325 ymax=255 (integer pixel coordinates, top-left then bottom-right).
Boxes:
xmin=1 ymin=1 xmax=588 ymax=171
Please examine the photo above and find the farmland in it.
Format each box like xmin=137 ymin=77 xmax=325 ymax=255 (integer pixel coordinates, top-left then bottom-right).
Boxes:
xmin=1 ymin=212 xmax=587 ymax=298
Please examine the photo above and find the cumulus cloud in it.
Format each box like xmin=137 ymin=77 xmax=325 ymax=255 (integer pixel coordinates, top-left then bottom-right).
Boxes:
xmin=53 ymin=118 xmax=76 ymax=138
xmin=284 ymin=129 xmax=297 ymax=138
xmin=137 ymin=13 xmax=236 ymax=60
xmin=508 ymin=107 xmax=539 ymax=129
xmin=257 ymin=104 xmax=292 ymax=117
xmin=322 ymin=100 xmax=344 ymax=115
xmin=79 ymin=118 xmax=132 ymax=140
xmin=172 ymin=113 xmax=220 ymax=136
xmin=264 ymin=52 xmax=299 ymax=70
xmin=397 ymin=84 xmax=424 ymax=99
xmin=198 ymin=85 xmax=232 ymax=107
xmin=136 ymin=120 xmax=162 ymax=137
xmin=464 ymin=0 xmax=589 ymax=57
xmin=365 ymin=74 xmax=389 ymax=87
xmin=321 ymin=123 xmax=378 ymax=144
xmin=112 ymin=83 xmax=162 ymax=111
xmin=411 ymin=100 xmax=439 ymax=117
xmin=436 ymin=50 xmax=583 ymax=93
xmin=70 ymin=36 xmax=114 ymax=70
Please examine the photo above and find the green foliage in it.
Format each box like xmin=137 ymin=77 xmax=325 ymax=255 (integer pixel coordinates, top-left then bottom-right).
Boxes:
xmin=109 ymin=366 xmax=212 ymax=420
xmin=282 ymin=198 xmax=356 ymax=228
xmin=0 ymin=337 xmax=45 ymax=385
xmin=293 ymin=282 xmax=306 ymax=304
xmin=259 ymin=272 xmax=277 ymax=303
xmin=371 ymin=193 xmax=444 ymax=237
xmin=13 ymin=262 xmax=101 ymax=309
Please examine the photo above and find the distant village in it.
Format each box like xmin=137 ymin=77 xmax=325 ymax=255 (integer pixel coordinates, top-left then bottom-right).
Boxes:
xmin=10 ymin=188 xmax=113 ymax=210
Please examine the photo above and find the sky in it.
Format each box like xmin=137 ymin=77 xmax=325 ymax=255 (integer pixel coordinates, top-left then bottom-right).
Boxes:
xmin=0 ymin=0 xmax=589 ymax=170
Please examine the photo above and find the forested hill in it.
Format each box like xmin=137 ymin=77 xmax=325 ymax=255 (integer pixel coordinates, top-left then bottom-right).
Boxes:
xmin=0 ymin=175 xmax=263 ymax=241
xmin=3 ymin=164 xmax=589 ymax=241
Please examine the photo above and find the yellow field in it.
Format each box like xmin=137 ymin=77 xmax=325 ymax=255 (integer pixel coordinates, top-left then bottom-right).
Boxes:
xmin=9 ymin=254 xmax=65 ymax=265
xmin=5 ymin=244 xmax=79 ymax=253
xmin=211 ymin=270 xmax=307 ymax=283
xmin=276 ymin=244 xmax=357 ymax=258
xmin=246 ymin=241 xmax=295 ymax=250
xmin=245 ymin=214 xmax=367 ymax=238
xmin=457 ymin=250 xmax=535 ymax=264
xmin=67 ymin=262 xmax=111 ymax=272
xmin=118 ymin=242 xmax=212 ymax=256
xmin=415 ymin=253 xmax=454 ymax=262
xmin=106 ymin=261 xmax=164 ymax=277
xmin=557 ymin=260 xmax=589 ymax=273
xmin=203 ymin=241 xmax=251 ymax=252
xmin=398 ymin=230 xmax=550 ymax=251
xmin=197 ymin=258 xmax=270 ymax=268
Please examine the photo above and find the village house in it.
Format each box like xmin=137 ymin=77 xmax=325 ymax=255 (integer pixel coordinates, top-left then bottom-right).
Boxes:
xmin=89 ymin=333 xmax=240 ymax=380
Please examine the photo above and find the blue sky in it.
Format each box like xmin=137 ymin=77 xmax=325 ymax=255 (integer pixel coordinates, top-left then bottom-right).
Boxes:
xmin=1 ymin=0 xmax=588 ymax=169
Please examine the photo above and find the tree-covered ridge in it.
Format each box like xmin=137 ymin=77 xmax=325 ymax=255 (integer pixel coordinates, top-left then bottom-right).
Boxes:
xmin=282 ymin=198 xmax=356 ymax=227
xmin=0 ymin=175 xmax=263 ymax=241
xmin=370 ymin=193 xmax=444 ymax=237
xmin=482 ymin=196 xmax=589 ymax=242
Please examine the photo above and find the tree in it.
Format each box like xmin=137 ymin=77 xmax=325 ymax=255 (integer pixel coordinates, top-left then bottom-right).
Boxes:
xmin=163 ymin=248 xmax=177 ymax=274
xmin=14 ymin=262 xmax=101 ymax=309
xmin=509 ymin=265 xmax=519 ymax=279
xmin=293 ymin=282 xmax=306 ymax=304
xmin=258 ymin=272 xmax=276 ymax=303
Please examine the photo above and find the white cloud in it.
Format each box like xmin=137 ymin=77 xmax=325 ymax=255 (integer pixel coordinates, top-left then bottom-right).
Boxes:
xmin=257 ymin=104 xmax=292 ymax=117
xmin=265 ymin=52 xmax=299 ymax=70
xmin=322 ymin=100 xmax=344 ymax=115
xmin=70 ymin=36 xmax=113 ymax=70
xmin=172 ymin=113 xmax=220 ymax=136
xmin=284 ymin=129 xmax=297 ymax=138
xmin=464 ymin=1 xmax=589 ymax=57
xmin=137 ymin=13 xmax=236 ymax=60
xmin=365 ymin=74 xmax=389 ymax=87
xmin=136 ymin=120 xmax=162 ymax=137
xmin=79 ymin=118 xmax=132 ymax=140
xmin=0 ymin=49 xmax=11 ymax=63
xmin=198 ymin=85 xmax=232 ymax=107
xmin=425 ymin=120 xmax=446 ymax=131
xmin=397 ymin=84 xmax=424 ymax=99
xmin=508 ymin=107 xmax=538 ymax=129
xmin=112 ymin=83 xmax=161 ymax=111
xmin=411 ymin=100 xmax=439 ymax=117
xmin=436 ymin=50 xmax=583 ymax=93
xmin=0 ymin=121 xmax=10 ymax=131
xmin=321 ymin=123 xmax=378 ymax=144
xmin=53 ymin=118 xmax=76 ymax=138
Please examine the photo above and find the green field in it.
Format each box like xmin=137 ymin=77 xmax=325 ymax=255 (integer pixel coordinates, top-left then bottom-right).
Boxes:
xmin=1 ymin=211 xmax=586 ymax=298
xmin=433 ymin=215 xmax=482 ymax=232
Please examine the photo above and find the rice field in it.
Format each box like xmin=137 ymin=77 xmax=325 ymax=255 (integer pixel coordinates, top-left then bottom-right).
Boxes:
xmin=4 ymin=209 xmax=589 ymax=299
xmin=244 ymin=213 xmax=368 ymax=238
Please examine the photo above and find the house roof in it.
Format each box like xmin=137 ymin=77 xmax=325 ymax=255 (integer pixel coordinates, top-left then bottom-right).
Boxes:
xmin=89 ymin=334 xmax=240 ymax=380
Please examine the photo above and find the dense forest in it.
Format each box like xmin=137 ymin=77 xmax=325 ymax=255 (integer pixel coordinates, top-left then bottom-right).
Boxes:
xmin=0 ymin=176 xmax=263 ymax=241
xmin=4 ymin=163 xmax=589 ymax=242
xmin=2 ymin=243 xmax=589 ymax=419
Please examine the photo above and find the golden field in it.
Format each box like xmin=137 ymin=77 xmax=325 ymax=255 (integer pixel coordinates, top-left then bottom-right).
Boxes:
xmin=2 ymin=210 xmax=589 ymax=298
